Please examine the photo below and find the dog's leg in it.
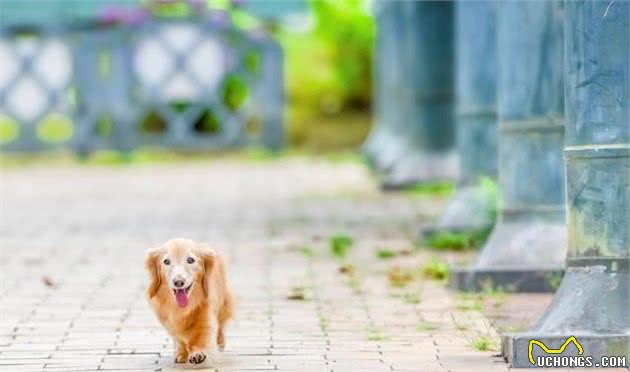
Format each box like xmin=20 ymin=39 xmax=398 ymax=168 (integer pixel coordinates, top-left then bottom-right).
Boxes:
xmin=188 ymin=313 xmax=219 ymax=364
xmin=217 ymin=296 xmax=232 ymax=352
xmin=187 ymin=318 xmax=213 ymax=364
xmin=174 ymin=340 xmax=188 ymax=363
xmin=217 ymin=326 xmax=225 ymax=351
xmin=208 ymin=314 xmax=219 ymax=352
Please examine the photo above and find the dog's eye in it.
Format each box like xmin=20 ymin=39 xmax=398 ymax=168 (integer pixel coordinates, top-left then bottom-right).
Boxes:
xmin=187 ymin=257 xmax=195 ymax=264
xmin=163 ymin=258 xmax=170 ymax=265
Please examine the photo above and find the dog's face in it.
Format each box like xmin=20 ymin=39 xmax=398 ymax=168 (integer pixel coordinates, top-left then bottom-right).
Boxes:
xmin=145 ymin=238 xmax=214 ymax=309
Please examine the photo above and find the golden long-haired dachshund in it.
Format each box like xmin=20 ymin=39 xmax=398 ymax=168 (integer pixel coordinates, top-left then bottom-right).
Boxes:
xmin=145 ymin=238 xmax=233 ymax=364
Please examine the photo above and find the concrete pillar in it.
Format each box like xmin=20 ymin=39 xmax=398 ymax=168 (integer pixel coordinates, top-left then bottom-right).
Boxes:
xmin=381 ymin=0 xmax=457 ymax=189
xmin=425 ymin=0 xmax=498 ymax=236
xmin=503 ymin=0 xmax=629 ymax=367
xmin=364 ymin=1 xmax=457 ymax=188
xmin=363 ymin=0 xmax=406 ymax=169
xmin=450 ymin=1 xmax=567 ymax=292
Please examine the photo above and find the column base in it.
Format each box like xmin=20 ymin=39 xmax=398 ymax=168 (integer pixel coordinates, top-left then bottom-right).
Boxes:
xmin=371 ymin=135 xmax=410 ymax=173
xmin=448 ymin=216 xmax=567 ymax=292
xmin=448 ymin=266 xmax=563 ymax=292
xmin=421 ymin=184 xmax=496 ymax=235
xmin=501 ymin=266 xmax=630 ymax=367
xmin=381 ymin=151 xmax=458 ymax=190
xmin=502 ymin=333 xmax=630 ymax=368
xmin=362 ymin=127 xmax=390 ymax=168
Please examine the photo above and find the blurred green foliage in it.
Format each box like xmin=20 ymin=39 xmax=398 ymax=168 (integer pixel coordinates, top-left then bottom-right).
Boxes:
xmin=310 ymin=0 xmax=373 ymax=109
xmin=143 ymin=0 xmax=375 ymax=151
xmin=2 ymin=0 xmax=375 ymax=153
xmin=330 ymin=234 xmax=354 ymax=259
xmin=280 ymin=0 xmax=374 ymax=151
xmin=422 ymin=257 xmax=449 ymax=281
xmin=0 ymin=116 xmax=19 ymax=143
xmin=222 ymin=75 xmax=248 ymax=111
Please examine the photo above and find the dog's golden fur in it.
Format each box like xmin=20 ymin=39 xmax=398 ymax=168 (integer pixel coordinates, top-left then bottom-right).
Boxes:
xmin=145 ymin=238 xmax=233 ymax=364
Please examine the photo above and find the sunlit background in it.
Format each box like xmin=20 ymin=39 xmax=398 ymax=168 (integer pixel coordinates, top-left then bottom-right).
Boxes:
xmin=0 ymin=0 xmax=374 ymax=160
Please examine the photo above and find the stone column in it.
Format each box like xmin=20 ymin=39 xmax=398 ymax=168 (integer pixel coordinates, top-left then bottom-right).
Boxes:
xmin=363 ymin=0 xmax=407 ymax=170
xmin=425 ymin=0 xmax=498 ymax=236
xmin=450 ymin=1 xmax=567 ymax=292
xmin=364 ymin=1 xmax=457 ymax=189
xmin=503 ymin=0 xmax=629 ymax=367
xmin=382 ymin=0 xmax=457 ymax=189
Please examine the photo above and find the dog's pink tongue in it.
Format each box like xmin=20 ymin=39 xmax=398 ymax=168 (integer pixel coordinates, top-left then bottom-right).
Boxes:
xmin=175 ymin=289 xmax=188 ymax=308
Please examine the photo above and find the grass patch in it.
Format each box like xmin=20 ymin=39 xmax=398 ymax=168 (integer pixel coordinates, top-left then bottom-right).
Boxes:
xmin=472 ymin=336 xmax=495 ymax=351
xmin=416 ymin=322 xmax=440 ymax=332
xmin=376 ymin=248 xmax=396 ymax=260
xmin=365 ymin=325 xmax=386 ymax=341
xmin=456 ymin=293 xmax=483 ymax=311
xmin=403 ymin=182 xmax=455 ymax=197
xmin=545 ymin=272 xmax=563 ymax=291
xmin=330 ymin=234 xmax=354 ymax=259
xmin=423 ymin=228 xmax=491 ymax=251
xmin=421 ymin=257 xmax=449 ymax=281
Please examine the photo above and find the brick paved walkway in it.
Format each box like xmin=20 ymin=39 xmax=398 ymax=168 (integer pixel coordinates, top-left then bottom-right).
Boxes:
xmin=0 ymin=159 xmax=616 ymax=371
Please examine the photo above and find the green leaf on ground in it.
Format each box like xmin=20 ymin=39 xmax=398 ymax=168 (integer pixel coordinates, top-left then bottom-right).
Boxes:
xmin=376 ymin=248 xmax=396 ymax=260
xmin=330 ymin=234 xmax=354 ymax=259
xmin=422 ymin=257 xmax=449 ymax=281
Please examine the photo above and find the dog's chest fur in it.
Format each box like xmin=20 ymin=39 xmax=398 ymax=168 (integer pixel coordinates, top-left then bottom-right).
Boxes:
xmin=151 ymin=292 xmax=209 ymax=341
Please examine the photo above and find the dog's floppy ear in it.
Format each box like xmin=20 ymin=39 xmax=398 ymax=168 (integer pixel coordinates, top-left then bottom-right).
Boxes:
xmin=194 ymin=244 xmax=216 ymax=298
xmin=145 ymin=246 xmax=164 ymax=298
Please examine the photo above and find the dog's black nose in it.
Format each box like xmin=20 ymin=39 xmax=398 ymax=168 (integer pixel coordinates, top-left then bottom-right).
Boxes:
xmin=173 ymin=279 xmax=185 ymax=288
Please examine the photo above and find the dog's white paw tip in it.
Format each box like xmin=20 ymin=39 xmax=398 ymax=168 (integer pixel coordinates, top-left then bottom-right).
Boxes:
xmin=188 ymin=351 xmax=207 ymax=364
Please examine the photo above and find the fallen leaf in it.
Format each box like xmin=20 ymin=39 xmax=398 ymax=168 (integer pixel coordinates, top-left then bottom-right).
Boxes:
xmin=42 ymin=275 xmax=56 ymax=287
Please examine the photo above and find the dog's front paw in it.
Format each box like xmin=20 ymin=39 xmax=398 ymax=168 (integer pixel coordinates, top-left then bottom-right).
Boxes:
xmin=174 ymin=345 xmax=188 ymax=363
xmin=188 ymin=351 xmax=207 ymax=364
xmin=174 ymin=354 xmax=188 ymax=364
